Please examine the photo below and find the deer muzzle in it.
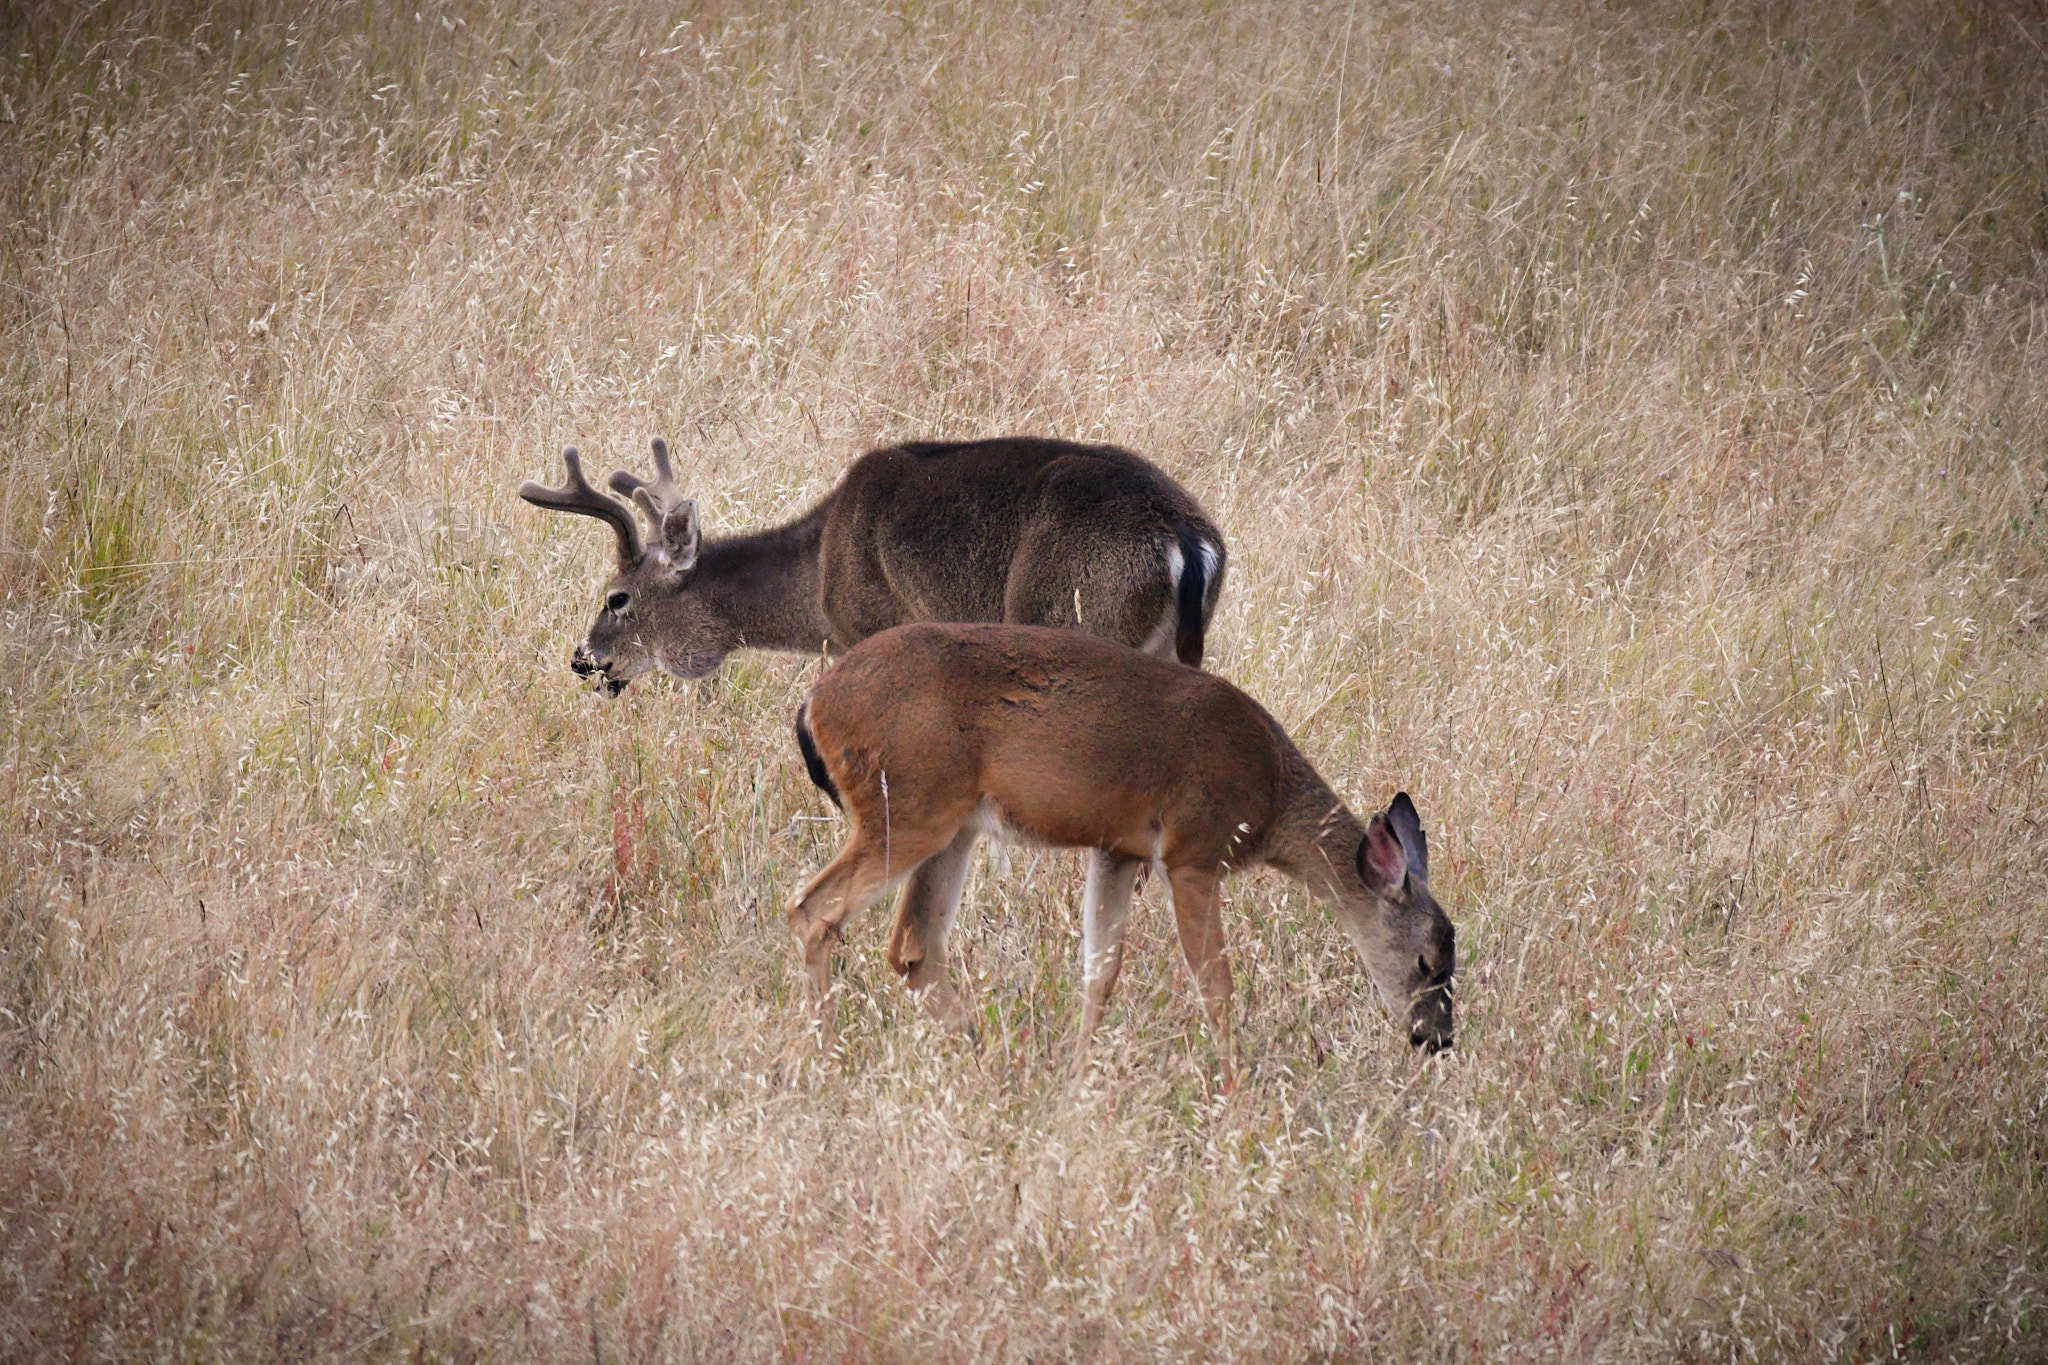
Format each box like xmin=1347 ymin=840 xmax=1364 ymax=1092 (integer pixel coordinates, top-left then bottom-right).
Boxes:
xmin=1408 ymin=982 xmax=1454 ymax=1054
xmin=570 ymin=643 xmax=629 ymax=697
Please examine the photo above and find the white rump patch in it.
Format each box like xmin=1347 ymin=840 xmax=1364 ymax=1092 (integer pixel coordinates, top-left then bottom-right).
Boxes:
xmin=1138 ymin=542 xmax=1185 ymax=658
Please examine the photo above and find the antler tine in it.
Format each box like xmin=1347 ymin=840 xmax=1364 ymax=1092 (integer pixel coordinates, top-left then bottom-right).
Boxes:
xmin=519 ymin=447 xmax=644 ymax=568
xmin=607 ymin=436 xmax=686 ymax=521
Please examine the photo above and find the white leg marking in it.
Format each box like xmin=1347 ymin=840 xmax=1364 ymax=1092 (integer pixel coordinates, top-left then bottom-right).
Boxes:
xmin=1082 ymin=851 xmax=1141 ymax=984
xmin=909 ymin=825 xmax=978 ymax=951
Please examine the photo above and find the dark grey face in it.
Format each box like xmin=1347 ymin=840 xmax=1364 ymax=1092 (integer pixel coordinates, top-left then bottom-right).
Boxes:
xmin=1356 ymin=792 xmax=1456 ymax=1054
xmin=522 ymin=444 xmax=730 ymax=695
xmin=571 ymin=551 xmax=732 ymax=695
xmin=558 ymin=494 xmax=735 ymax=695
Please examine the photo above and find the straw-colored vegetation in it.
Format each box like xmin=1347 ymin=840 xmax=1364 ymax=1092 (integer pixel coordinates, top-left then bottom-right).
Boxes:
xmin=3 ymin=0 xmax=2044 ymax=1359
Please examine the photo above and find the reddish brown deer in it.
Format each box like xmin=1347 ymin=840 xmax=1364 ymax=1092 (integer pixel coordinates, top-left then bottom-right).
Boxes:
xmin=788 ymin=623 xmax=1456 ymax=1080
xmin=518 ymin=436 xmax=1227 ymax=695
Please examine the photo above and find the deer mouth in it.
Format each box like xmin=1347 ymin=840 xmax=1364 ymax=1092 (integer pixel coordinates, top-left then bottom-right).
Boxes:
xmin=570 ymin=643 xmax=632 ymax=697
xmin=1406 ymin=978 xmax=1454 ymax=1053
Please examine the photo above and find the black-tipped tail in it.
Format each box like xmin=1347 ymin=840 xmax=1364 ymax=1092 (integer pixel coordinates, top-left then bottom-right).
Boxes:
xmin=794 ymin=702 xmax=841 ymax=809
xmin=1173 ymin=524 xmax=1218 ymax=667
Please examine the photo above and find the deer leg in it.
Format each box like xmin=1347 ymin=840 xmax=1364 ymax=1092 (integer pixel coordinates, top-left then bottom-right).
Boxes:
xmin=1164 ymin=866 xmax=1236 ymax=1088
xmin=1073 ymin=849 xmax=1143 ymax=1075
xmin=786 ymin=824 xmax=950 ymax=1041
xmin=884 ymin=823 xmax=980 ymax=1038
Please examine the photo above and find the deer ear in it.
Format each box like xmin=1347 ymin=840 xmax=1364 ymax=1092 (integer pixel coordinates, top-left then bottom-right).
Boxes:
xmin=1357 ymin=814 xmax=1407 ymax=893
xmin=1386 ymin=791 xmax=1428 ymax=882
xmin=662 ymin=498 xmax=701 ymax=573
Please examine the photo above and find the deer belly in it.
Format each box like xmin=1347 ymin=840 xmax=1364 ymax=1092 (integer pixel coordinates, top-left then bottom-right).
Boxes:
xmin=966 ymin=793 xmax=1166 ymax=860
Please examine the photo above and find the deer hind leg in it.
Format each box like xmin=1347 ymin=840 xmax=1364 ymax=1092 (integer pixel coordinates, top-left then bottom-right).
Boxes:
xmin=1073 ymin=849 xmax=1143 ymax=1076
xmin=1164 ymin=865 xmax=1236 ymax=1088
xmin=884 ymin=823 xmax=980 ymax=1039
xmin=786 ymin=822 xmax=953 ymax=1038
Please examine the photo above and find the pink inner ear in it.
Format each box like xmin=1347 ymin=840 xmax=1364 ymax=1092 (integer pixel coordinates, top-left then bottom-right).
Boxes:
xmin=1363 ymin=818 xmax=1406 ymax=888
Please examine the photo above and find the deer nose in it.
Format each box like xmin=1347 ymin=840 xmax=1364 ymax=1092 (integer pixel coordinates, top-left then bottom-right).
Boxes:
xmin=570 ymin=644 xmax=598 ymax=677
xmin=1409 ymin=1009 xmax=1453 ymax=1052
xmin=1411 ymin=1028 xmax=1453 ymax=1053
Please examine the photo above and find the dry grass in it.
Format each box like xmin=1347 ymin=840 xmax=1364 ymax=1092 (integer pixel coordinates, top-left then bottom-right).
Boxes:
xmin=3 ymin=0 xmax=2046 ymax=1359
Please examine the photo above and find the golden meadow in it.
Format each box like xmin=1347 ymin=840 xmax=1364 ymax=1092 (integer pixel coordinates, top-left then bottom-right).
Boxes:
xmin=1 ymin=1 xmax=2043 ymax=1359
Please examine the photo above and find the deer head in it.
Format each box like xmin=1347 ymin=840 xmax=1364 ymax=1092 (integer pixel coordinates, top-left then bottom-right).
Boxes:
xmin=520 ymin=439 xmax=731 ymax=695
xmin=1353 ymin=793 xmax=1455 ymax=1053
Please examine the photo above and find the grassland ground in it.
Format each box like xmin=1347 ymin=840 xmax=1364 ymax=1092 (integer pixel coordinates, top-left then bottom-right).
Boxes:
xmin=2 ymin=1 xmax=2045 ymax=1359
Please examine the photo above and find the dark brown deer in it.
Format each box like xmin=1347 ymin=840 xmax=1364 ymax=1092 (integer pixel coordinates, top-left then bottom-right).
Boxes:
xmin=518 ymin=436 xmax=1227 ymax=695
xmin=788 ymin=623 xmax=1456 ymax=1082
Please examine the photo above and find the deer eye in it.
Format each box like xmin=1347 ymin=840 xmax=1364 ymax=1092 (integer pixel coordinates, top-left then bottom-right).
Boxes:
xmin=606 ymin=590 xmax=631 ymax=615
xmin=1417 ymin=954 xmax=1431 ymax=979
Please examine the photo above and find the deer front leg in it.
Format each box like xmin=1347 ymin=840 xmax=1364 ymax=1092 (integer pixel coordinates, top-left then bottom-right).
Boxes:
xmin=884 ymin=823 xmax=980 ymax=1039
xmin=1073 ymin=849 xmax=1143 ymax=1076
xmin=786 ymin=847 xmax=880 ymax=1041
xmin=1165 ymin=865 xmax=1236 ymax=1088
xmin=786 ymin=823 xmax=950 ymax=1045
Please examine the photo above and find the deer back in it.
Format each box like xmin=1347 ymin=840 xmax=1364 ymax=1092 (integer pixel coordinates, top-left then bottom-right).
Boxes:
xmin=801 ymin=623 xmax=1288 ymax=867
xmin=818 ymin=439 xmax=1222 ymax=653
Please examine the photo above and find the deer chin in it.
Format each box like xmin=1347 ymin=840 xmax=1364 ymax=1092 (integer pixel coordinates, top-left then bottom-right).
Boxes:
xmin=580 ymin=664 xmax=633 ymax=698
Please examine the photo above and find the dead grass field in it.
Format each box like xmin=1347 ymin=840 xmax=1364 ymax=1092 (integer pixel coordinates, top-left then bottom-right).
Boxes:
xmin=3 ymin=0 xmax=2046 ymax=1359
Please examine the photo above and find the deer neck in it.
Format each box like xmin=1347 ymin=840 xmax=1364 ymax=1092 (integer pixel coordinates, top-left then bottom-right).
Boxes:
xmin=695 ymin=507 xmax=833 ymax=654
xmin=1262 ymin=754 xmax=1369 ymax=905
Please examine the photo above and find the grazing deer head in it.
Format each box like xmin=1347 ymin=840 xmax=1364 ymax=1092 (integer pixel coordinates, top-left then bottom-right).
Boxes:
xmin=519 ymin=439 xmax=724 ymax=694
xmin=519 ymin=436 xmax=1227 ymax=696
xmin=786 ymin=623 xmax=1456 ymax=1083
